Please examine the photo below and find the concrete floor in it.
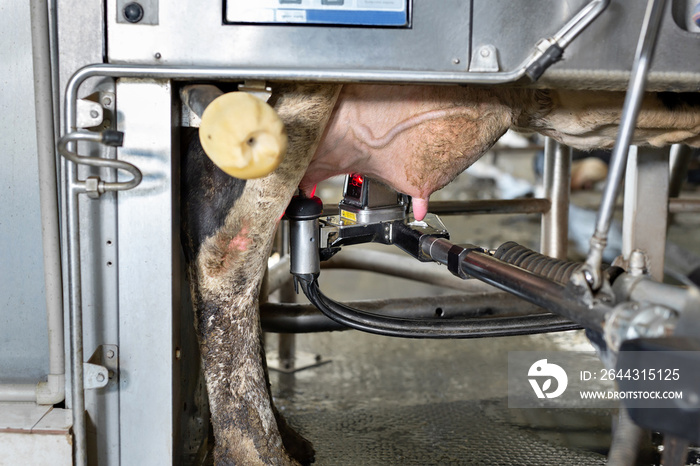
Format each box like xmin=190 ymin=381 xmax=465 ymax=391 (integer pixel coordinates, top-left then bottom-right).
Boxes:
xmin=264 ymin=149 xmax=700 ymax=465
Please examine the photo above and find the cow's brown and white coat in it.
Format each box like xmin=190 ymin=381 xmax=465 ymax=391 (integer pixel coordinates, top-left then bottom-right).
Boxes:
xmin=181 ymin=83 xmax=700 ymax=464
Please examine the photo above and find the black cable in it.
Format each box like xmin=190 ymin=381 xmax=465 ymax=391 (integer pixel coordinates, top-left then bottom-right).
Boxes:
xmin=298 ymin=276 xmax=582 ymax=339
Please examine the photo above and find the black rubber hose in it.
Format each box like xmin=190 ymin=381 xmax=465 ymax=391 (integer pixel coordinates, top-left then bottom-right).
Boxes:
xmin=297 ymin=275 xmax=582 ymax=339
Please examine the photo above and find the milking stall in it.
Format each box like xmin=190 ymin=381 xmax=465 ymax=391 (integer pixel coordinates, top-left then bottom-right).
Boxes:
xmin=4 ymin=0 xmax=700 ymax=464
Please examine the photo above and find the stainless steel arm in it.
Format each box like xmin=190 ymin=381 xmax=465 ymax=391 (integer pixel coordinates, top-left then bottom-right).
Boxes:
xmin=555 ymin=0 xmax=610 ymax=48
xmin=584 ymin=0 xmax=668 ymax=289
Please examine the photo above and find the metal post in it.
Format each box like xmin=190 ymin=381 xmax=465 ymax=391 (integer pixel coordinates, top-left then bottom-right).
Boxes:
xmin=584 ymin=0 xmax=667 ymax=288
xmin=622 ymin=147 xmax=669 ymax=279
xmin=277 ymin=220 xmax=298 ymax=369
xmin=668 ymin=144 xmax=692 ymax=199
xmin=541 ymin=138 xmax=571 ymax=260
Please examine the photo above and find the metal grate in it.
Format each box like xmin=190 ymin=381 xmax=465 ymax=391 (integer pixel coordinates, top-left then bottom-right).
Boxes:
xmin=284 ymin=399 xmax=608 ymax=465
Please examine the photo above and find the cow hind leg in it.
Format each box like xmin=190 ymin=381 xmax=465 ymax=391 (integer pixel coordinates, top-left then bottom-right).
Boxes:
xmin=181 ymin=83 xmax=340 ymax=465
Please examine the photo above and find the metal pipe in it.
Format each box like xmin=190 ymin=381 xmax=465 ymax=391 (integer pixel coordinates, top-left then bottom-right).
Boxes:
xmin=555 ymin=0 xmax=610 ymax=48
xmin=668 ymin=198 xmax=700 ymax=213
xmin=585 ymin=0 xmax=668 ymax=288
xmin=422 ymin=237 xmax=609 ymax=331
xmin=47 ymin=0 xmax=60 ymax=142
xmin=261 ymin=293 xmax=548 ymax=333
xmin=322 ymin=248 xmax=497 ymax=293
xmin=323 ymin=199 xmax=551 ymax=217
xmin=668 ymin=144 xmax=692 ymax=198
xmin=540 ymin=139 xmax=571 ymax=259
xmin=63 ymin=63 xmax=88 ymax=464
xmin=66 ymin=182 xmax=86 ymax=465
xmin=58 ymin=130 xmax=142 ymax=192
xmin=180 ymin=85 xmax=224 ymax=118
xmin=299 ymin=277 xmax=580 ymax=338
xmin=4 ymin=0 xmax=68 ymax=406
xmin=262 ymin=255 xmax=291 ymax=298
xmin=429 ymin=199 xmax=551 ymax=216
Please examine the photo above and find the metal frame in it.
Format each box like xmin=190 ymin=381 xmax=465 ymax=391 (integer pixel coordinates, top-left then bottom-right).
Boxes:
xmin=61 ymin=61 xmax=582 ymax=463
xmin=106 ymin=0 xmax=608 ymax=82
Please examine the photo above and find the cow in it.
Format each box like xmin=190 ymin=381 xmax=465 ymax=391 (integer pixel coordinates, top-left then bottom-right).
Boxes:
xmin=180 ymin=82 xmax=700 ymax=465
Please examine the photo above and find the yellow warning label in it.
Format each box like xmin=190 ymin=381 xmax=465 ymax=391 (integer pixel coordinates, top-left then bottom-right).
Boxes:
xmin=340 ymin=210 xmax=357 ymax=222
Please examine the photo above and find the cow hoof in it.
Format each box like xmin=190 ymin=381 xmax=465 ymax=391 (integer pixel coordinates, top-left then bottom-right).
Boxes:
xmin=199 ymin=91 xmax=288 ymax=180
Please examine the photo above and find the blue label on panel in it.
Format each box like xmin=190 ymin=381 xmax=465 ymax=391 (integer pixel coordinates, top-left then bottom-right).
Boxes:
xmin=305 ymin=9 xmax=407 ymax=26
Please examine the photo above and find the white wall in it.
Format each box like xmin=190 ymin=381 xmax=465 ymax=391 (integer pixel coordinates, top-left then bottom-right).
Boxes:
xmin=0 ymin=1 xmax=50 ymax=382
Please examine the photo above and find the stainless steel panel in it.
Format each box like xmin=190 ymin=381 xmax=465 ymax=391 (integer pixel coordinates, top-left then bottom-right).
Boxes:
xmin=472 ymin=0 xmax=586 ymax=76
xmin=0 ymin=0 xmax=49 ymax=383
xmin=106 ymin=0 xmax=700 ymax=90
xmin=106 ymin=0 xmax=470 ymax=72
xmin=116 ymin=79 xmax=176 ymax=465
xmin=525 ymin=0 xmax=700 ymax=90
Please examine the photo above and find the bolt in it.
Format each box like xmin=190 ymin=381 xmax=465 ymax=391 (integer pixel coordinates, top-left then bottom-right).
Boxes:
xmin=452 ymin=58 xmax=461 ymax=65
xmin=629 ymin=250 xmax=647 ymax=276
xmin=103 ymin=119 xmax=112 ymax=127
xmin=102 ymin=96 xmax=112 ymax=107
xmin=106 ymin=349 xmax=115 ymax=359
xmin=123 ymin=2 xmax=144 ymax=23
xmin=90 ymin=110 xmax=99 ymax=119
xmin=175 ymin=348 xmax=182 ymax=360
xmin=154 ymin=52 xmax=162 ymax=59
xmin=97 ymin=373 xmax=106 ymax=383
xmin=480 ymin=47 xmax=491 ymax=57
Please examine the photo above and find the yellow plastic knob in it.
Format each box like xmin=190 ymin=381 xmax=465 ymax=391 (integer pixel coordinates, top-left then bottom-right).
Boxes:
xmin=199 ymin=92 xmax=287 ymax=179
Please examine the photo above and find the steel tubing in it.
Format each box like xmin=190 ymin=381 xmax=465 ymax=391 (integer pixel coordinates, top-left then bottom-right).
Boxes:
xmin=586 ymin=0 xmax=667 ymax=287
xmin=422 ymin=237 xmax=609 ymax=332
xmin=555 ymin=0 xmax=610 ymax=48
xmin=261 ymin=292 xmax=547 ymax=333
xmin=541 ymin=139 xmax=571 ymax=260
xmin=323 ymin=199 xmax=551 ymax=217
xmin=669 ymin=198 xmax=700 ymax=213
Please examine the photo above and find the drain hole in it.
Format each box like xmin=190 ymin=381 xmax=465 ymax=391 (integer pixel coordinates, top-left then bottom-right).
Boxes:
xmin=435 ymin=307 xmax=444 ymax=317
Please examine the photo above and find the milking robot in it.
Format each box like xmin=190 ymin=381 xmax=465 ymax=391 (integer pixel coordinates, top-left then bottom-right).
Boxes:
xmin=3 ymin=0 xmax=700 ymax=464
